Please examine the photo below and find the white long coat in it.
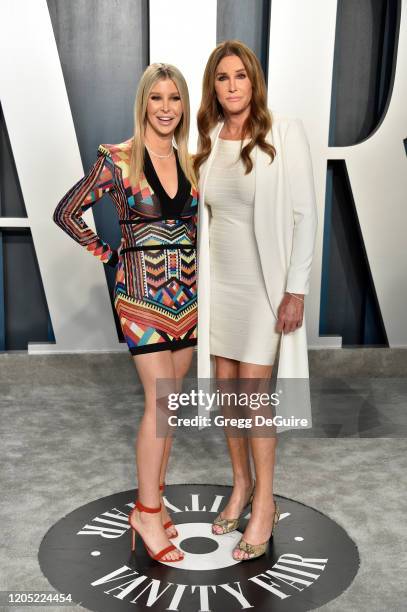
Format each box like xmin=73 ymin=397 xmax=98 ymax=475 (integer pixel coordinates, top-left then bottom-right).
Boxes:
xmin=196 ymin=112 xmax=318 ymax=428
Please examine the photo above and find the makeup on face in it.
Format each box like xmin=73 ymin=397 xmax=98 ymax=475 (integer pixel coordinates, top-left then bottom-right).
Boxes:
xmin=214 ymin=55 xmax=252 ymax=115
xmin=146 ymin=78 xmax=183 ymax=136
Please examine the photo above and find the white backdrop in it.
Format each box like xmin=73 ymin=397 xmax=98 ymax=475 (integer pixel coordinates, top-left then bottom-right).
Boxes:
xmin=268 ymin=0 xmax=407 ymax=348
xmin=0 ymin=0 xmax=406 ymax=352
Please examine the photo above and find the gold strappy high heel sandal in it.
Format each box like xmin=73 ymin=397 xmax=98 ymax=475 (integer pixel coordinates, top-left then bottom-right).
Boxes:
xmin=232 ymin=500 xmax=280 ymax=561
xmin=212 ymin=481 xmax=255 ymax=535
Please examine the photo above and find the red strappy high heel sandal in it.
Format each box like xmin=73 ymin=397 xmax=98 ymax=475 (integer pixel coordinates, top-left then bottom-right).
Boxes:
xmin=128 ymin=500 xmax=184 ymax=562
xmin=159 ymin=483 xmax=179 ymax=538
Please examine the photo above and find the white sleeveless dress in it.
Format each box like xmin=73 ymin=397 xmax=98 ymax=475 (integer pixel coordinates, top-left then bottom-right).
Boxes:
xmin=205 ymin=138 xmax=282 ymax=365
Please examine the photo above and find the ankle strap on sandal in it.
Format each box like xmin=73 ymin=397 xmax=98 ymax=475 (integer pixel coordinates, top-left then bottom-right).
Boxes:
xmin=135 ymin=500 xmax=161 ymax=513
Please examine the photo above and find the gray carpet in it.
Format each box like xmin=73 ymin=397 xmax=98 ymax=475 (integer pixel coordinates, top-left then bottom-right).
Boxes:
xmin=1 ymin=352 xmax=406 ymax=612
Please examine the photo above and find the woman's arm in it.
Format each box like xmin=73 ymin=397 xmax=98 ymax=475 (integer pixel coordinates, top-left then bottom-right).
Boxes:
xmin=276 ymin=119 xmax=317 ymax=333
xmin=283 ymin=118 xmax=318 ymax=295
xmin=53 ymin=145 xmax=118 ymax=267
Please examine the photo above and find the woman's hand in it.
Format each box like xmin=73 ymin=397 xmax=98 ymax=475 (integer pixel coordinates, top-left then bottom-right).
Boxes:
xmin=276 ymin=292 xmax=304 ymax=333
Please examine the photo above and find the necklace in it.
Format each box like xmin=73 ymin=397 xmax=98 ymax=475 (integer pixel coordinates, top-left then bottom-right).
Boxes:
xmin=145 ymin=143 xmax=173 ymax=159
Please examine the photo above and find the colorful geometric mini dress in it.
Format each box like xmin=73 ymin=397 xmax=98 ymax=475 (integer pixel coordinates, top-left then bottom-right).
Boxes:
xmin=53 ymin=139 xmax=198 ymax=355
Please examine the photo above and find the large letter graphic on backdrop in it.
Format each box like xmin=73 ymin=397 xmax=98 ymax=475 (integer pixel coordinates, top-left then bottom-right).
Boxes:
xmin=0 ymin=0 xmax=122 ymax=353
xmin=1 ymin=0 xmax=405 ymax=353
xmin=149 ymin=0 xmax=217 ymax=150
xmin=268 ymin=0 xmax=407 ymax=348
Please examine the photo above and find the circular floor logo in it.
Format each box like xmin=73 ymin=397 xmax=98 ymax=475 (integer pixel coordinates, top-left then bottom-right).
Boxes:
xmin=39 ymin=485 xmax=359 ymax=611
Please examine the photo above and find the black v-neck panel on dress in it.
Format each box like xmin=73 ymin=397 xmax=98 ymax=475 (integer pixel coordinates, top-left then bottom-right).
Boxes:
xmin=143 ymin=148 xmax=191 ymax=218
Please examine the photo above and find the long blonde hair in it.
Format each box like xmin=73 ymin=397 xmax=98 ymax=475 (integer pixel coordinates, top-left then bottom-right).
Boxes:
xmin=129 ymin=63 xmax=196 ymax=188
xmin=194 ymin=40 xmax=276 ymax=176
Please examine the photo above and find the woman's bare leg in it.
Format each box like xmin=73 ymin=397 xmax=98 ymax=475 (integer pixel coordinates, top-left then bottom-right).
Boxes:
xmin=233 ymin=361 xmax=277 ymax=560
xmin=212 ymin=356 xmax=254 ymax=534
xmin=130 ymin=350 xmax=183 ymax=561
xmin=159 ymin=346 xmax=194 ymax=535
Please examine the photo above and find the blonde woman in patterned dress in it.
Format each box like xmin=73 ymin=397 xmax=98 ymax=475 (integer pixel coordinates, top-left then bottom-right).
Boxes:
xmin=54 ymin=64 xmax=199 ymax=563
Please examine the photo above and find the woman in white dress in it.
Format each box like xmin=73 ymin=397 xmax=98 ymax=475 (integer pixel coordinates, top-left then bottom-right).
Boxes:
xmin=194 ymin=40 xmax=317 ymax=561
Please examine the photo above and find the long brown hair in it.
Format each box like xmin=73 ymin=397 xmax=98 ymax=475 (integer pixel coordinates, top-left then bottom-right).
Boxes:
xmin=194 ymin=40 xmax=276 ymax=176
xmin=129 ymin=63 xmax=196 ymax=188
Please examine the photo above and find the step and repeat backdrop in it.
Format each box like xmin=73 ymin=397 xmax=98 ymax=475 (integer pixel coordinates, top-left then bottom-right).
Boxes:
xmin=0 ymin=0 xmax=406 ymax=353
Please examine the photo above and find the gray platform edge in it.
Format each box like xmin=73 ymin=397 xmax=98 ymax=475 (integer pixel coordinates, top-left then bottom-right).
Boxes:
xmin=0 ymin=348 xmax=406 ymax=384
